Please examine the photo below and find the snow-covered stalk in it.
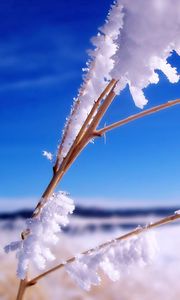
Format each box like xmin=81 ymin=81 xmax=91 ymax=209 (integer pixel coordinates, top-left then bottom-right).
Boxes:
xmin=54 ymin=2 xmax=124 ymax=169
xmin=24 ymin=212 xmax=180 ymax=288
xmin=65 ymin=231 xmax=158 ymax=290
xmin=55 ymin=0 xmax=180 ymax=170
xmin=5 ymin=192 xmax=75 ymax=279
xmin=13 ymin=212 xmax=180 ymax=299
xmin=53 ymin=79 xmax=116 ymax=173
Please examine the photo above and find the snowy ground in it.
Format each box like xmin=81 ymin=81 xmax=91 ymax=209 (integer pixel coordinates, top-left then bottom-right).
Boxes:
xmin=0 ymin=216 xmax=180 ymax=300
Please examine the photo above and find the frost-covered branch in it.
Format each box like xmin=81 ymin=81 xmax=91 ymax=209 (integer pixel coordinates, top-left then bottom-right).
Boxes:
xmin=55 ymin=0 xmax=180 ymax=168
xmin=53 ymin=79 xmax=116 ymax=173
xmin=7 ymin=0 xmax=180 ymax=299
xmin=95 ymin=99 xmax=180 ymax=136
xmin=27 ymin=212 xmax=180 ymax=287
xmin=32 ymin=80 xmax=117 ymax=218
xmin=54 ymin=2 xmax=124 ymax=169
xmin=33 ymin=0 xmax=180 ymax=216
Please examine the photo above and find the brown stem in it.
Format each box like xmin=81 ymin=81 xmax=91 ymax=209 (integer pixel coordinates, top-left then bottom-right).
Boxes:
xmin=95 ymin=99 xmax=180 ymax=136
xmin=28 ymin=212 xmax=180 ymax=285
xmin=87 ymin=87 xmax=117 ymax=134
xmin=73 ymin=79 xmax=117 ymax=145
xmin=16 ymin=279 xmax=27 ymax=300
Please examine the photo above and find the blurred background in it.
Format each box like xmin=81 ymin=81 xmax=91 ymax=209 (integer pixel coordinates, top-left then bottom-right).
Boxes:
xmin=0 ymin=0 xmax=180 ymax=299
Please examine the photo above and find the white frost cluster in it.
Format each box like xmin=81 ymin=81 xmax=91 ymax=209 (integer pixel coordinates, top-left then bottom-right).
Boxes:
xmin=112 ymin=0 xmax=180 ymax=108
xmin=4 ymin=191 xmax=74 ymax=279
xmin=58 ymin=2 xmax=124 ymax=163
xmin=59 ymin=0 xmax=180 ymax=163
xmin=66 ymin=231 xmax=158 ymax=291
xmin=42 ymin=150 xmax=53 ymax=161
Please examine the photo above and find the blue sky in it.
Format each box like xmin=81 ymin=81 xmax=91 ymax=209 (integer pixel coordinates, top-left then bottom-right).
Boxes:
xmin=0 ymin=0 xmax=179 ymax=208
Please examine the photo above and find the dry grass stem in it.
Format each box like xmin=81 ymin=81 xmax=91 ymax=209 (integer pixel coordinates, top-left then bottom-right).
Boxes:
xmin=53 ymin=79 xmax=117 ymax=173
xmin=16 ymin=279 xmax=28 ymax=300
xmin=28 ymin=212 xmax=180 ymax=286
xmin=33 ymin=80 xmax=117 ymax=217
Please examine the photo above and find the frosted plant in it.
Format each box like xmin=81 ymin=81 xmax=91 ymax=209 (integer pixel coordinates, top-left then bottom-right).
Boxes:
xmin=57 ymin=0 xmax=180 ymax=165
xmin=5 ymin=192 xmax=74 ymax=279
xmin=66 ymin=231 xmax=158 ymax=291
xmin=57 ymin=1 xmax=124 ymax=164
xmin=4 ymin=0 xmax=180 ymax=299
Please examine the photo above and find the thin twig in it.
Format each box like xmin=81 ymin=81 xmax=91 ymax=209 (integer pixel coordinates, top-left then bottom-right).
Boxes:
xmin=28 ymin=212 xmax=180 ymax=285
xmin=94 ymin=99 xmax=180 ymax=136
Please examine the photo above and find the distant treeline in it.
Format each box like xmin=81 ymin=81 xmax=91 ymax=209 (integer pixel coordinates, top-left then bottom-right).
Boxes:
xmin=0 ymin=206 xmax=178 ymax=220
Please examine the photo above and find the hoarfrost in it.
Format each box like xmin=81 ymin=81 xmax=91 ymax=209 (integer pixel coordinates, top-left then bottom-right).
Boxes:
xmin=42 ymin=150 xmax=53 ymax=161
xmin=58 ymin=2 xmax=124 ymax=164
xmin=66 ymin=231 xmax=158 ymax=291
xmin=4 ymin=191 xmax=75 ymax=279
xmin=59 ymin=0 xmax=180 ymax=162
xmin=112 ymin=0 xmax=180 ymax=107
